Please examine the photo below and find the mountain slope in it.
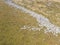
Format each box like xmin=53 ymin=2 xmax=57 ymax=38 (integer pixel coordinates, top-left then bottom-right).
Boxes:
xmin=12 ymin=0 xmax=60 ymax=27
xmin=0 ymin=0 xmax=60 ymax=45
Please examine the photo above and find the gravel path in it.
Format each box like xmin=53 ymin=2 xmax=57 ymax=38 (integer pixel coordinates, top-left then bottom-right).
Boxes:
xmin=4 ymin=0 xmax=60 ymax=36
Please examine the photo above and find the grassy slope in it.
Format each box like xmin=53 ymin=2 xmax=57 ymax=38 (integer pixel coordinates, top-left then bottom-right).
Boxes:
xmin=13 ymin=0 xmax=60 ymax=27
xmin=0 ymin=1 xmax=60 ymax=45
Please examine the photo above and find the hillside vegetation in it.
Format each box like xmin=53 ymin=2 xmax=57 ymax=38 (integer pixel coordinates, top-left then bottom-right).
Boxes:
xmin=13 ymin=0 xmax=60 ymax=27
xmin=0 ymin=0 xmax=60 ymax=45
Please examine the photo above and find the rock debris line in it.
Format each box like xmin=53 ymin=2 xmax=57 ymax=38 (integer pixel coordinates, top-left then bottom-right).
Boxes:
xmin=20 ymin=25 xmax=43 ymax=31
xmin=4 ymin=0 xmax=60 ymax=36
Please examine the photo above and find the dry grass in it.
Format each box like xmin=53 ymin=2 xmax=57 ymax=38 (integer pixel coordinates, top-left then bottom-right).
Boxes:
xmin=0 ymin=1 xmax=60 ymax=45
xmin=12 ymin=0 xmax=60 ymax=27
